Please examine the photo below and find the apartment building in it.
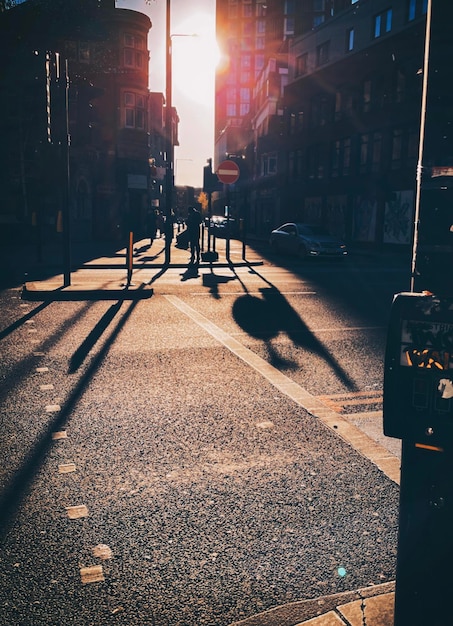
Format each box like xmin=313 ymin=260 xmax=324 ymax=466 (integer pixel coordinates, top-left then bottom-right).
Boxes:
xmin=0 ymin=0 xmax=176 ymax=243
xmin=215 ymin=0 xmax=452 ymax=249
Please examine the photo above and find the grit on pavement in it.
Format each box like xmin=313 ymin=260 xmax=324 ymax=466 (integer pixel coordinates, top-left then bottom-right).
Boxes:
xmin=0 ymin=236 xmax=400 ymax=625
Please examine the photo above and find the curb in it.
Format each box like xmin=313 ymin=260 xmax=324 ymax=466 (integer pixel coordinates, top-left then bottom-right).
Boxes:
xmin=21 ymin=281 xmax=154 ymax=302
xmin=228 ymin=582 xmax=395 ymax=626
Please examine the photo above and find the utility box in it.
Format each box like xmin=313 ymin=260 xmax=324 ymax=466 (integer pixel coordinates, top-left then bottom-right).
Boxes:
xmin=383 ymin=292 xmax=453 ymax=447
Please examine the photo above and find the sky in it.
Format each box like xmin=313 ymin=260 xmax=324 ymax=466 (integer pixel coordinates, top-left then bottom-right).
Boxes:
xmin=116 ymin=0 xmax=218 ymax=188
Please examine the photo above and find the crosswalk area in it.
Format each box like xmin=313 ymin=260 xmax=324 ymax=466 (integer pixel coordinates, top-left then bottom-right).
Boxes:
xmin=318 ymin=390 xmax=401 ymax=462
xmin=318 ymin=390 xmax=383 ymax=415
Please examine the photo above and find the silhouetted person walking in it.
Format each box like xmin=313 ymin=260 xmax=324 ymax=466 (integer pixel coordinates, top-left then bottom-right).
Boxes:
xmin=147 ymin=209 xmax=157 ymax=247
xmin=186 ymin=206 xmax=202 ymax=264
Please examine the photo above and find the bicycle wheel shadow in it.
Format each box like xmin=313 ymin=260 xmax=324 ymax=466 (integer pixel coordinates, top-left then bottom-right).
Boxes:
xmin=232 ymin=283 xmax=357 ymax=390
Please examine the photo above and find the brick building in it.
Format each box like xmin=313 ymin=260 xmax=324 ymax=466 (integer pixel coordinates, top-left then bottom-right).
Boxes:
xmin=0 ymin=0 xmax=176 ymax=244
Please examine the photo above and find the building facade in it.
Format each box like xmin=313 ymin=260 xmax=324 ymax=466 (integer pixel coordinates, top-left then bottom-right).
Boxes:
xmin=214 ymin=0 xmax=452 ymax=249
xmin=0 ymin=0 xmax=178 ymax=244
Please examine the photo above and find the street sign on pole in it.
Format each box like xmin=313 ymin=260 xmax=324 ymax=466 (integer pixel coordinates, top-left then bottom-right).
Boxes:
xmin=217 ymin=159 xmax=240 ymax=185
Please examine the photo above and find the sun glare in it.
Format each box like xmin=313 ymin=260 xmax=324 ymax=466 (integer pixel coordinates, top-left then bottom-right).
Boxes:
xmin=171 ymin=11 xmax=220 ymax=106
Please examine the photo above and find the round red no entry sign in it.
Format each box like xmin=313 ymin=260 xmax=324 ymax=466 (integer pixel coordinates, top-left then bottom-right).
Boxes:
xmin=216 ymin=160 xmax=240 ymax=185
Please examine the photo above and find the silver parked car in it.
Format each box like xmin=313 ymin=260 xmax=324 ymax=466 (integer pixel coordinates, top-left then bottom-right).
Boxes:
xmin=269 ymin=223 xmax=348 ymax=258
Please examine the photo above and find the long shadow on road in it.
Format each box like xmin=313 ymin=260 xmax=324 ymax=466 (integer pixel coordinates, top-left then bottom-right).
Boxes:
xmin=0 ymin=298 xmax=139 ymax=540
xmin=231 ymin=264 xmax=358 ymax=390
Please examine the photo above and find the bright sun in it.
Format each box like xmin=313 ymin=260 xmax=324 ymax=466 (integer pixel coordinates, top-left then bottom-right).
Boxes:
xmin=171 ymin=11 xmax=220 ymax=106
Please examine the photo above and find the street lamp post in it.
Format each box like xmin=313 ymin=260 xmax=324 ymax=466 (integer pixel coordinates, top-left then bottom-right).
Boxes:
xmin=164 ymin=10 xmax=197 ymax=264
xmin=164 ymin=0 xmax=173 ymax=265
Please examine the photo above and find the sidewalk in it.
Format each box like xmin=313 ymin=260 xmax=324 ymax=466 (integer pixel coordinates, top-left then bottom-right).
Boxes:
xmin=229 ymin=583 xmax=395 ymax=626
xmin=10 ymin=235 xmax=264 ymax=300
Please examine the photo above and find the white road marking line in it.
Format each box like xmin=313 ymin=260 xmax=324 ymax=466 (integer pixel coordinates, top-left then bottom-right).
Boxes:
xmin=80 ymin=565 xmax=104 ymax=584
xmin=58 ymin=463 xmax=76 ymax=474
xmin=165 ymin=295 xmax=400 ymax=485
xmin=66 ymin=505 xmax=89 ymax=519
xmin=45 ymin=404 xmax=61 ymax=412
xmin=52 ymin=431 xmax=67 ymax=440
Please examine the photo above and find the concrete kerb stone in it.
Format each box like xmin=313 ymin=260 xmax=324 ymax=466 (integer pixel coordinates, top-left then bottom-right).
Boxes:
xmin=228 ymin=582 xmax=395 ymax=626
xmin=20 ymin=258 xmax=264 ymax=301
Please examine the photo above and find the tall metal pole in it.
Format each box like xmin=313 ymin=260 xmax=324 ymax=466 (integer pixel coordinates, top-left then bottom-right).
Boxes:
xmin=62 ymin=56 xmax=71 ymax=287
xmin=164 ymin=0 xmax=173 ymax=265
xmin=410 ymin=0 xmax=432 ymax=292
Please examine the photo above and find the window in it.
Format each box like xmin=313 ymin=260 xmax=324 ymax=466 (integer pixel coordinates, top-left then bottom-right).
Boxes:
xmin=307 ymin=144 xmax=324 ymax=179
xmin=346 ymin=27 xmax=354 ymax=52
xmin=392 ymin=128 xmax=403 ymax=169
xmin=255 ymin=55 xmax=265 ymax=71
xmin=240 ymin=103 xmax=250 ymax=115
xmin=363 ymin=79 xmax=372 ymax=112
xmin=316 ymin=41 xmax=330 ymax=66
xmin=313 ymin=15 xmax=325 ymax=28
xmin=297 ymin=111 xmax=304 ymax=131
xmin=124 ymin=33 xmax=145 ymax=69
xmin=256 ymin=1 xmax=267 ymax=17
xmin=284 ymin=17 xmax=295 ymax=36
xmin=332 ymin=140 xmax=340 ymax=177
xmin=395 ymin=70 xmax=406 ymax=103
xmin=371 ymin=132 xmax=382 ymax=172
xmin=243 ymin=4 xmax=253 ymax=17
xmin=374 ymin=9 xmax=392 ymax=39
xmin=296 ymin=53 xmax=308 ymax=77
xmin=407 ymin=0 xmax=416 ymax=21
xmin=344 ymin=91 xmax=353 ymax=116
xmin=360 ymin=134 xmax=369 ymax=172
xmin=124 ymin=92 xmax=145 ymax=129
xmin=335 ymin=91 xmax=342 ymax=120
xmin=408 ymin=127 xmax=419 ymax=163
xmin=343 ymin=138 xmax=351 ymax=175
xmin=256 ymin=20 xmax=266 ymax=33
xmin=240 ymin=88 xmax=250 ymax=102
xmin=226 ymin=103 xmax=237 ymax=116
xmin=261 ymin=153 xmax=277 ymax=176
xmin=311 ymin=95 xmax=331 ymax=127
xmin=256 ymin=36 xmax=265 ymax=49
xmin=289 ymin=151 xmax=295 ymax=179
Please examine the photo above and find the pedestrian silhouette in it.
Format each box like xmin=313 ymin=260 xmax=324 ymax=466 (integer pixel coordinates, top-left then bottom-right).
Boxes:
xmin=186 ymin=206 xmax=202 ymax=264
xmin=147 ymin=209 xmax=157 ymax=247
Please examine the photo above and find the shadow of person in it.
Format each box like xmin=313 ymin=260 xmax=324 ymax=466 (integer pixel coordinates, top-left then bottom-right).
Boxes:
xmin=181 ymin=263 xmax=200 ymax=281
xmin=232 ymin=285 xmax=357 ymax=390
xmin=202 ymin=270 xmax=237 ymax=299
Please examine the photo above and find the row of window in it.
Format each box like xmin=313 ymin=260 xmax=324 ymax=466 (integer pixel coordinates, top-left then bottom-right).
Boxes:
xmin=285 ymin=127 xmax=419 ymax=181
xmin=64 ymin=33 xmax=146 ymax=70
xmin=296 ymin=0 xmax=428 ymax=75
xmin=289 ymin=73 xmax=418 ymax=134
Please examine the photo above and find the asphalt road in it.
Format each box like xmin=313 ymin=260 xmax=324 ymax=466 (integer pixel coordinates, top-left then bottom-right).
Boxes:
xmin=0 ymin=240 xmax=404 ymax=625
